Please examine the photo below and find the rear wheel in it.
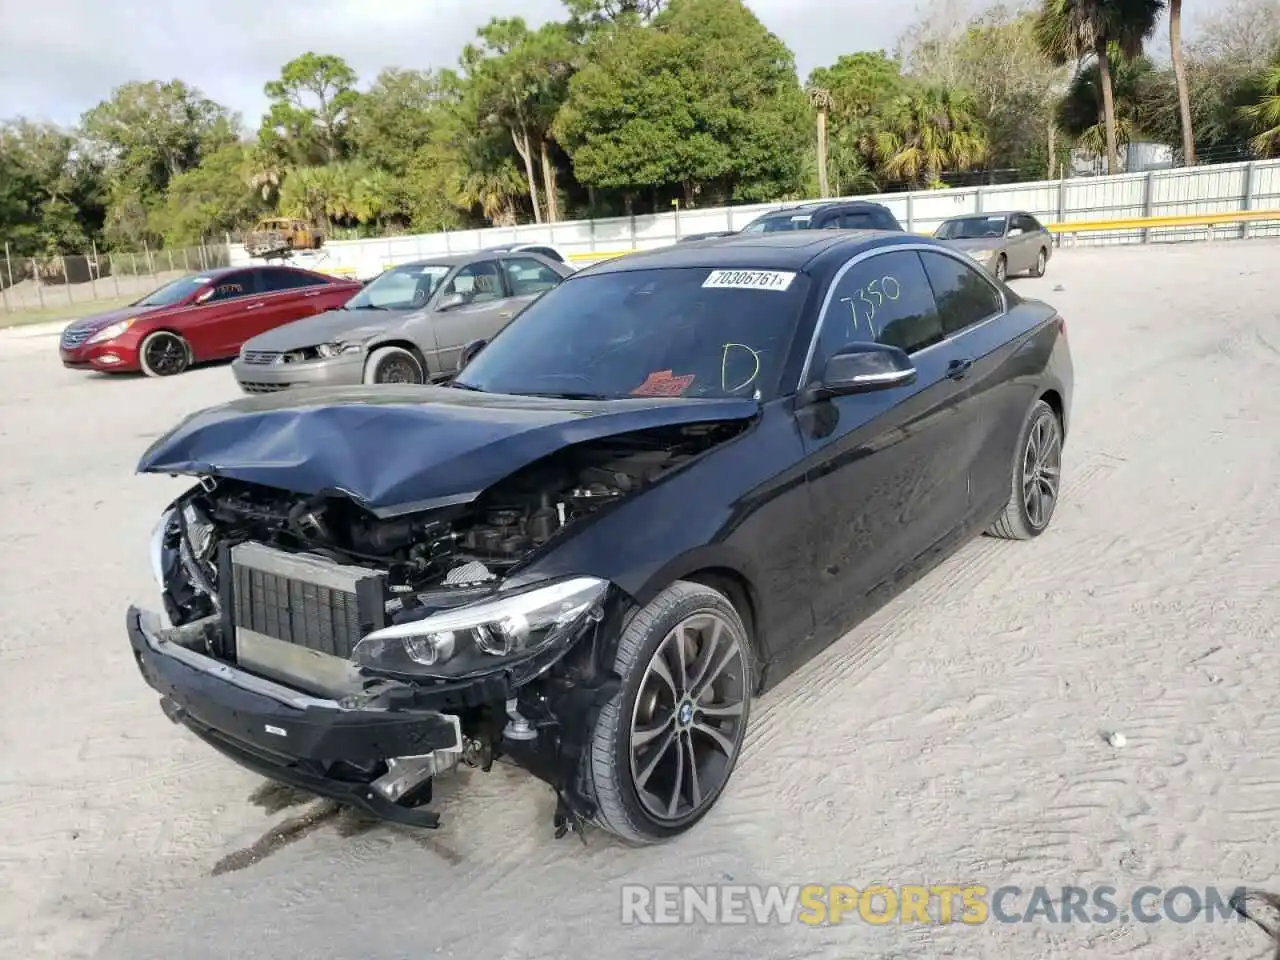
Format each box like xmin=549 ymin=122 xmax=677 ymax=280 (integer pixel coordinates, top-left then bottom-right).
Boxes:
xmin=585 ymin=580 xmax=754 ymax=844
xmin=1030 ymin=247 xmax=1047 ymax=278
xmin=987 ymin=399 xmax=1062 ymax=540
xmin=364 ymin=346 xmax=424 ymax=384
xmin=138 ymin=331 xmax=191 ymax=377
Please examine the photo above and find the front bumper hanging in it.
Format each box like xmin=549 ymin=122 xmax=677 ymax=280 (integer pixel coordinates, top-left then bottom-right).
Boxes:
xmin=126 ymin=606 xmax=464 ymax=827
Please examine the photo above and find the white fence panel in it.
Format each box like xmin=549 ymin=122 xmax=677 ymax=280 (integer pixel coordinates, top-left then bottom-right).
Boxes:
xmin=226 ymin=158 xmax=1280 ymax=276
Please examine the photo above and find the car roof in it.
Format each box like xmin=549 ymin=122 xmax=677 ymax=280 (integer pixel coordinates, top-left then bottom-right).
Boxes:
xmin=575 ymin=230 xmax=929 ymax=275
xmin=754 ymin=200 xmax=891 ymax=218
xmin=940 ymin=211 xmax=1031 ymax=221
xmin=384 ymin=250 xmax=512 ymax=270
xmin=188 ymin=266 xmax=243 ymax=279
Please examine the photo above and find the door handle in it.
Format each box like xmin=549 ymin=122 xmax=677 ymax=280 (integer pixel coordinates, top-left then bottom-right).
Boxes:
xmin=303 ymin=291 xmax=321 ymax=297
xmin=946 ymin=357 xmax=973 ymax=380
xmin=245 ymin=302 xmax=265 ymax=310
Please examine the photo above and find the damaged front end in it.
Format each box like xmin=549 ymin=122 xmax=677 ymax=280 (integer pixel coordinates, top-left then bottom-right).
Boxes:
xmin=131 ymin=420 xmax=744 ymax=836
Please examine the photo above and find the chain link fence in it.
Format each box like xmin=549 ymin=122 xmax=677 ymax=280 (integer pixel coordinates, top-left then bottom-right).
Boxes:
xmin=0 ymin=243 xmax=231 ymax=315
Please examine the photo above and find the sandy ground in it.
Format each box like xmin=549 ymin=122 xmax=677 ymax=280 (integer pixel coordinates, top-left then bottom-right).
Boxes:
xmin=1 ymin=241 xmax=1277 ymax=959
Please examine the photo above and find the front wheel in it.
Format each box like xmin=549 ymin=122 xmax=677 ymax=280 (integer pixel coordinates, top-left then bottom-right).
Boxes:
xmin=138 ymin=331 xmax=191 ymax=377
xmin=1030 ymin=247 xmax=1047 ymax=278
xmin=364 ymin=346 xmax=424 ymax=384
xmin=993 ymin=255 xmax=1008 ymax=282
xmin=585 ymin=580 xmax=754 ymax=844
xmin=986 ymin=399 xmax=1063 ymax=540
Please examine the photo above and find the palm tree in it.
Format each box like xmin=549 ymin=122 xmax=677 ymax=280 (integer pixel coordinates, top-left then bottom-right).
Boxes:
xmin=807 ymin=86 xmax=834 ymax=198
xmin=869 ymin=87 xmax=988 ymax=189
xmin=1034 ymin=0 xmax=1164 ymax=175
xmin=451 ymin=162 xmax=528 ymax=226
xmin=1240 ymin=61 xmax=1280 ymax=158
xmin=1168 ymin=0 xmax=1195 ymax=164
xmin=1057 ymin=53 xmax=1154 ymax=165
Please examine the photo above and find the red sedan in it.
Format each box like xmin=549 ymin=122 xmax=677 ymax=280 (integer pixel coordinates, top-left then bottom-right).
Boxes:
xmin=59 ymin=265 xmax=363 ymax=377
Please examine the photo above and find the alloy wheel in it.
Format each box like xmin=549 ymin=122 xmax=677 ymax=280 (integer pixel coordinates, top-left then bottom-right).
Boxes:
xmin=1022 ymin=412 xmax=1061 ymax=530
xmin=143 ymin=333 xmax=188 ymax=376
xmin=628 ymin=612 xmax=747 ymax=823
xmin=1036 ymin=250 xmax=1046 ymax=275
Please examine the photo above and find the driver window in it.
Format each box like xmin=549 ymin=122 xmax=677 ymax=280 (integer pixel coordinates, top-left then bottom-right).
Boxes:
xmin=808 ymin=250 xmax=942 ymax=383
xmin=205 ymin=273 xmax=254 ymax=302
xmin=442 ymin=262 xmax=504 ymax=305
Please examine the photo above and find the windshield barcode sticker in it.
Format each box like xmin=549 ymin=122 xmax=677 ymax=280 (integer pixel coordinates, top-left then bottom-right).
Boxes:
xmin=702 ymin=269 xmax=796 ymax=292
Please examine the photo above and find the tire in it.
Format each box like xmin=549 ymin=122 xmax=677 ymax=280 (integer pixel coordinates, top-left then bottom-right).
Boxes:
xmin=364 ymin=346 xmax=424 ymax=384
xmin=993 ymin=255 xmax=1008 ymax=283
xmin=986 ymin=399 xmax=1063 ymax=540
xmin=1030 ymin=247 xmax=1047 ymax=278
xmin=585 ymin=580 xmax=755 ymax=844
xmin=138 ymin=331 xmax=191 ymax=377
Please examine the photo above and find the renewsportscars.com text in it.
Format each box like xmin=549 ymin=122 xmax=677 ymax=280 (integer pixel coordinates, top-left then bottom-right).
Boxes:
xmin=620 ymin=884 xmax=1252 ymax=926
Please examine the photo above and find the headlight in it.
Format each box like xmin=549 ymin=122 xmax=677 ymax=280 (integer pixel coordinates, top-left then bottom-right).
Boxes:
xmin=314 ymin=341 xmax=365 ymax=358
xmin=88 ymin=318 xmax=136 ymax=344
xmin=968 ymin=249 xmax=997 ymax=260
xmin=353 ymin=577 xmax=608 ymax=680
xmin=149 ymin=508 xmax=176 ymax=590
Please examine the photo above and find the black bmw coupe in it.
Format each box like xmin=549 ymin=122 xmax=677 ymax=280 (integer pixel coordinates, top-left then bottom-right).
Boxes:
xmin=129 ymin=230 xmax=1073 ymax=844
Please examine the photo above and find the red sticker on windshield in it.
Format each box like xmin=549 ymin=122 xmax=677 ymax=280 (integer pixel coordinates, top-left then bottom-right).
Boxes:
xmin=631 ymin=370 xmax=695 ymax=397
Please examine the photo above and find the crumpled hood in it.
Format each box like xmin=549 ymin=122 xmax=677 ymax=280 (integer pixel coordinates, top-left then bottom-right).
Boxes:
xmin=137 ymin=385 xmax=759 ymax=517
xmin=243 ymin=308 xmax=416 ymax=352
xmin=64 ymin=303 xmax=166 ymax=333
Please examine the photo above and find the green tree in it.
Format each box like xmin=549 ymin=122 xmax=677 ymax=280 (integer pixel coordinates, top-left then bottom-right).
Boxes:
xmin=807 ymin=52 xmax=907 ymax=194
xmin=869 ymin=86 xmax=988 ymax=187
xmin=806 ymin=86 xmax=833 ymax=197
xmin=564 ymin=0 xmax=666 ymax=25
xmin=151 ymin=142 xmax=264 ymax=244
xmin=260 ymin=53 xmax=360 ymax=165
xmin=0 ymin=120 xmax=106 ymax=255
xmin=79 ymin=80 xmax=236 ymax=190
xmin=903 ymin=3 xmax=1070 ymax=175
xmin=1058 ymin=52 xmax=1154 ymax=162
xmin=1240 ymin=60 xmax=1280 ymax=157
xmin=1034 ymin=0 xmax=1164 ymax=174
xmin=559 ymin=0 xmax=806 ymax=206
xmin=464 ymin=18 xmax=576 ymax=222
xmin=350 ymin=68 xmax=462 ymax=173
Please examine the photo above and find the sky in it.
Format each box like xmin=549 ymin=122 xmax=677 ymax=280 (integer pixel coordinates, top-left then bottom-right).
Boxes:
xmin=0 ymin=0 xmax=1204 ymax=131
xmin=0 ymin=0 xmax=953 ymax=128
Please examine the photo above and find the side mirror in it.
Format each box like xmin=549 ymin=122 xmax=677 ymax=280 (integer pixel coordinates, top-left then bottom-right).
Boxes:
xmin=436 ymin=292 xmax=465 ymax=311
xmin=457 ymin=338 xmax=487 ymax=372
xmin=802 ymin=342 xmax=916 ymax=404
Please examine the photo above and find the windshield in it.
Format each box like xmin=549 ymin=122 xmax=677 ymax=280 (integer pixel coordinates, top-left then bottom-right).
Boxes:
xmin=741 ymin=213 xmax=812 ymax=234
xmin=344 ymin=263 xmax=452 ymax=310
xmin=132 ymin=275 xmax=218 ymax=307
xmin=936 ymin=216 xmax=1008 ymax=240
xmin=453 ymin=267 xmax=810 ymax=401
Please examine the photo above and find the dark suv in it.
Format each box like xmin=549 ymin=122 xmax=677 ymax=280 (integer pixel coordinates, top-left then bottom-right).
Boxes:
xmin=739 ymin=200 xmax=903 ymax=234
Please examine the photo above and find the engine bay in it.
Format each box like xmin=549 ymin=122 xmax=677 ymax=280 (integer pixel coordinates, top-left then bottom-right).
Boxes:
xmin=164 ymin=422 xmax=744 ymax=625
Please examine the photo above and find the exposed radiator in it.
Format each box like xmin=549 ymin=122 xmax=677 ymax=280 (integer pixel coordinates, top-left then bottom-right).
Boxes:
xmin=228 ymin=542 xmax=388 ymax=660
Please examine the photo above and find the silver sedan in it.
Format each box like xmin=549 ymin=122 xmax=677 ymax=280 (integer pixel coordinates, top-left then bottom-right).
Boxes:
xmin=231 ymin=251 xmax=573 ymax=394
xmin=933 ymin=211 xmax=1053 ymax=282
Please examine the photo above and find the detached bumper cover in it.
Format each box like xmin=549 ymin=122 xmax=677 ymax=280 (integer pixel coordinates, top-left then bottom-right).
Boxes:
xmin=126 ymin=606 xmax=463 ymax=826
